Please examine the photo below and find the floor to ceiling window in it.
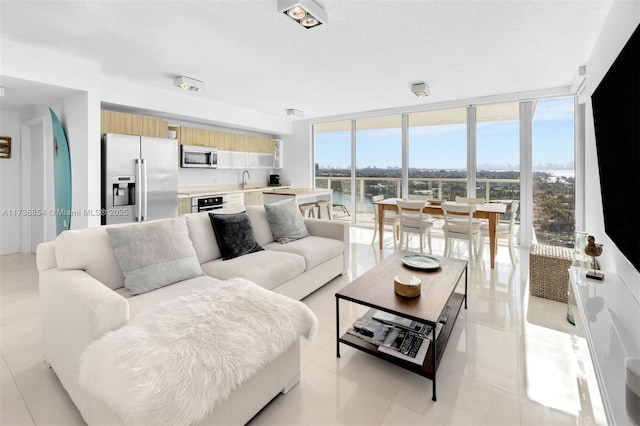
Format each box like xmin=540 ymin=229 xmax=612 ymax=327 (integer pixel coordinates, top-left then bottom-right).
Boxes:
xmin=532 ymin=97 xmax=575 ymax=247
xmin=313 ymin=97 xmax=576 ymax=249
xmin=476 ymin=102 xmax=521 ymax=226
xmin=314 ymin=120 xmax=352 ymax=219
xmin=408 ymin=108 xmax=467 ymax=201
xmin=355 ymin=115 xmax=402 ymax=225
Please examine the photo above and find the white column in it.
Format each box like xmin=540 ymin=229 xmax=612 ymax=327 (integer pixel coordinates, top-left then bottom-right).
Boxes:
xmin=466 ymin=106 xmax=477 ymax=197
xmin=402 ymin=113 xmax=409 ymax=199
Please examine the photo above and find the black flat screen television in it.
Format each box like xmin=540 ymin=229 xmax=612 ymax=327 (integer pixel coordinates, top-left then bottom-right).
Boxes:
xmin=591 ymin=24 xmax=640 ymax=272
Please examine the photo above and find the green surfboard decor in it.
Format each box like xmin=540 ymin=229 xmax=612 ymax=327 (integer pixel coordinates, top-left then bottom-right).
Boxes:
xmin=49 ymin=108 xmax=72 ymax=235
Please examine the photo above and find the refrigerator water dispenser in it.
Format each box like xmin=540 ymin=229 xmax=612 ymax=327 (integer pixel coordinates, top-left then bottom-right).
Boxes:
xmin=112 ymin=176 xmax=135 ymax=206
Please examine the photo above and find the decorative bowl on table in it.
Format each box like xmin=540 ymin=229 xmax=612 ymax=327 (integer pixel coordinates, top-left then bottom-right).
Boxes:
xmin=427 ymin=199 xmax=446 ymax=205
xmin=394 ymin=274 xmax=422 ymax=298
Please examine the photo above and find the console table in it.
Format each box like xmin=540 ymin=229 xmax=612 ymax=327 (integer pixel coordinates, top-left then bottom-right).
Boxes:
xmin=569 ymin=267 xmax=640 ymax=425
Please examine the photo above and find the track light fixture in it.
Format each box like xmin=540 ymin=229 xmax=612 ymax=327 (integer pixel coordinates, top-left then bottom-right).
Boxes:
xmin=287 ymin=109 xmax=305 ymax=118
xmin=174 ymin=76 xmax=206 ymax=92
xmin=411 ymin=83 xmax=430 ymax=98
xmin=278 ymin=0 xmax=327 ymax=29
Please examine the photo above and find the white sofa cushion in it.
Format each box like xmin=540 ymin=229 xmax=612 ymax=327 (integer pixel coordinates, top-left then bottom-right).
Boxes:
xmin=55 ymin=226 xmax=125 ymax=290
xmin=119 ymin=275 xmax=220 ymax=318
xmin=106 ymin=218 xmax=204 ymax=297
xmin=183 ymin=212 xmax=222 ymax=264
xmin=245 ymin=206 xmax=276 ymax=247
xmin=264 ymin=236 xmax=344 ymax=271
xmin=201 ymin=250 xmax=304 ymax=290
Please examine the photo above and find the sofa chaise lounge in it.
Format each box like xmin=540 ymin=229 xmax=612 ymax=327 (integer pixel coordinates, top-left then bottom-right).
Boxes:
xmin=36 ymin=205 xmax=349 ymax=425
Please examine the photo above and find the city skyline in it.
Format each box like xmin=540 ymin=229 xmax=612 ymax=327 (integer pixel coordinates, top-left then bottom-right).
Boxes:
xmin=315 ymin=97 xmax=575 ymax=172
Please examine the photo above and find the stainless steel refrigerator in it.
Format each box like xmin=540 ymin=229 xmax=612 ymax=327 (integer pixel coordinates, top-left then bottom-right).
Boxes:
xmin=101 ymin=133 xmax=178 ymax=225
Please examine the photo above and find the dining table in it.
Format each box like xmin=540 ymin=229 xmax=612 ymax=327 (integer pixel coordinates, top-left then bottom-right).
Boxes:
xmin=374 ymin=198 xmax=507 ymax=269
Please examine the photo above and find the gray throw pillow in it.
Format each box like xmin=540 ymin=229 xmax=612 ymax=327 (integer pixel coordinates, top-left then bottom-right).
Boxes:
xmin=106 ymin=217 xmax=204 ymax=297
xmin=209 ymin=211 xmax=264 ymax=260
xmin=264 ymin=198 xmax=310 ymax=244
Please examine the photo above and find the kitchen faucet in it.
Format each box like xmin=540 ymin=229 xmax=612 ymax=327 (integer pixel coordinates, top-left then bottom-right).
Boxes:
xmin=241 ymin=170 xmax=250 ymax=189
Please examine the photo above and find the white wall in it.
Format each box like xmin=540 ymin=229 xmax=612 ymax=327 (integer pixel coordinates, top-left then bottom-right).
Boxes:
xmin=0 ymin=110 xmax=22 ymax=254
xmin=2 ymin=39 xmax=102 ymax=248
xmin=102 ymin=76 xmax=292 ymax=136
xmin=584 ymin=1 xmax=639 ymax=297
xmin=0 ymin=37 xmax=294 ymax=254
xmin=278 ymin=120 xmax=312 ymax=188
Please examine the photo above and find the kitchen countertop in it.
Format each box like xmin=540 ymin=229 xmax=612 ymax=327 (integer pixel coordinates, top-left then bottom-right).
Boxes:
xmin=178 ymin=184 xmax=292 ymax=199
xmin=263 ymin=188 xmax=332 ymax=196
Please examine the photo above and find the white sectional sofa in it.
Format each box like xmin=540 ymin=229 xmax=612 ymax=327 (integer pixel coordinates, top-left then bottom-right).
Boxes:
xmin=36 ymin=206 xmax=349 ymax=425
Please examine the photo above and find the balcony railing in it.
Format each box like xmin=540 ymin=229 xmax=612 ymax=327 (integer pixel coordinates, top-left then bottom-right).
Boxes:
xmin=315 ymin=176 xmax=520 ymax=214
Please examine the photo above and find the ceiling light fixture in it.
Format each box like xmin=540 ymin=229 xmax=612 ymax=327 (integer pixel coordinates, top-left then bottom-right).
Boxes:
xmin=287 ymin=109 xmax=305 ymax=118
xmin=278 ymin=0 xmax=327 ymax=29
xmin=174 ymin=76 xmax=206 ymax=92
xmin=411 ymin=83 xmax=430 ymax=98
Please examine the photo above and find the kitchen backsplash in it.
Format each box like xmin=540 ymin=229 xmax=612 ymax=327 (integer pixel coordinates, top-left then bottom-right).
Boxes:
xmin=178 ymin=168 xmax=272 ymax=187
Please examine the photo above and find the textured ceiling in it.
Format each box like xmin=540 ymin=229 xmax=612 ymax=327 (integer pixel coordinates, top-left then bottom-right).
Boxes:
xmin=0 ymin=0 xmax=612 ymax=120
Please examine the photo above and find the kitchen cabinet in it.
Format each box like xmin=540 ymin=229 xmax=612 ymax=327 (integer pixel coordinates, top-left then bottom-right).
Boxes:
xmin=178 ymin=126 xmax=275 ymax=154
xmin=274 ymin=139 xmax=282 ymax=169
xmin=249 ymin=152 xmax=275 ymax=168
xmin=178 ymin=198 xmax=192 ymax=215
xmin=218 ymin=150 xmax=250 ymax=169
xmin=224 ymin=192 xmax=245 ymax=208
xmin=101 ymin=110 xmax=168 ymax=138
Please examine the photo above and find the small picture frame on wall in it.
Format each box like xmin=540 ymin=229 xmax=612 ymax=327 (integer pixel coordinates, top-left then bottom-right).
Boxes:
xmin=0 ymin=137 xmax=11 ymax=158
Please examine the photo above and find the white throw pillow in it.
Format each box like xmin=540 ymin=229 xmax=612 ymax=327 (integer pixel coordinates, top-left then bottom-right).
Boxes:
xmin=106 ymin=217 xmax=204 ymax=297
xmin=264 ymin=198 xmax=310 ymax=244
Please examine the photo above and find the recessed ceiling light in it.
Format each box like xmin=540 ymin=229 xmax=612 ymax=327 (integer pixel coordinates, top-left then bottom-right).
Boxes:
xmin=411 ymin=83 xmax=430 ymax=98
xmin=287 ymin=109 xmax=305 ymax=118
xmin=278 ymin=0 xmax=327 ymax=29
xmin=173 ymin=76 xmax=206 ymax=92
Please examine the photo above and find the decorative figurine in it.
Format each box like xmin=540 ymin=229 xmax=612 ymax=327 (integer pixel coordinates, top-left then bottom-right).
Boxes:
xmin=585 ymin=235 xmax=604 ymax=280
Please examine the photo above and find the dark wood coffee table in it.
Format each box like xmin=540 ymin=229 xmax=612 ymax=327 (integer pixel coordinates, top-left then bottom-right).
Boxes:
xmin=335 ymin=251 xmax=467 ymax=401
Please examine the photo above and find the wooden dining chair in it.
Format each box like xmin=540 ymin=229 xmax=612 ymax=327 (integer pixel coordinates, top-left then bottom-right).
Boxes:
xmin=455 ymin=196 xmax=485 ymax=225
xmin=479 ymin=201 xmax=519 ymax=266
xmin=371 ymin=195 xmax=399 ymax=248
xmin=396 ymin=199 xmax=434 ymax=254
xmin=441 ymin=201 xmax=481 ymax=263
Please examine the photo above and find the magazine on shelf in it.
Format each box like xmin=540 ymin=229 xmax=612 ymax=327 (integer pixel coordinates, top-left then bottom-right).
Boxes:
xmin=372 ymin=310 xmax=431 ymax=335
xmin=378 ymin=330 xmax=429 ymax=365
xmin=346 ymin=312 xmax=394 ymax=345
xmin=345 ymin=309 xmax=444 ymax=365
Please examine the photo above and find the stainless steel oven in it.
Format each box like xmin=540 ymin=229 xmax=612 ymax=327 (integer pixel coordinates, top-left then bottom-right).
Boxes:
xmin=191 ymin=195 xmax=225 ymax=212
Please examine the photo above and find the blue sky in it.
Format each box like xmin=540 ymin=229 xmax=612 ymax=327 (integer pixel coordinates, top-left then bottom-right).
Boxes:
xmin=315 ymin=97 xmax=575 ymax=170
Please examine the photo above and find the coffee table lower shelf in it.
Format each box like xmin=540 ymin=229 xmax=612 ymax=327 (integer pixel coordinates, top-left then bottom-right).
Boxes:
xmin=336 ymin=292 xmax=465 ymax=401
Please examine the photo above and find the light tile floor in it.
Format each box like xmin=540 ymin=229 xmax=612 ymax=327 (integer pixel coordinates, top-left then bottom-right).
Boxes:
xmin=0 ymin=228 xmax=606 ymax=425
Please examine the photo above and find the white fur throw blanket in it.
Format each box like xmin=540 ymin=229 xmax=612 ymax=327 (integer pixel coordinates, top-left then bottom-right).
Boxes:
xmin=78 ymin=278 xmax=317 ymax=425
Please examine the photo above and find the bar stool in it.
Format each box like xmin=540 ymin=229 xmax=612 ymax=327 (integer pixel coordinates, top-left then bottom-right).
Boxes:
xmin=315 ymin=200 xmax=331 ymax=219
xmin=299 ymin=202 xmax=316 ymax=218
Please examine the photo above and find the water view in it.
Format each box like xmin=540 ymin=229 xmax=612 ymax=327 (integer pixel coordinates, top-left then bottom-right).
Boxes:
xmin=314 ymin=97 xmax=576 ymax=247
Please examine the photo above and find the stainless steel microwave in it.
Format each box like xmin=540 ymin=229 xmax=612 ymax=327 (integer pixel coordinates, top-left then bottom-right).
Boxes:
xmin=181 ymin=145 xmax=218 ymax=168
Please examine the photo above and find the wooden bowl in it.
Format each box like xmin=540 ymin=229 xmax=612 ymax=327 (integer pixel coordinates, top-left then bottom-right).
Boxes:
xmin=394 ymin=274 xmax=422 ymax=298
xmin=428 ymin=199 xmax=446 ymax=205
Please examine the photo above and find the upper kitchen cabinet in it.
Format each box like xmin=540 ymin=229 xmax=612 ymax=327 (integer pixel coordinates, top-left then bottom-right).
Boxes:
xmin=101 ymin=110 xmax=168 ymax=138
xmin=274 ymin=139 xmax=282 ymax=169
